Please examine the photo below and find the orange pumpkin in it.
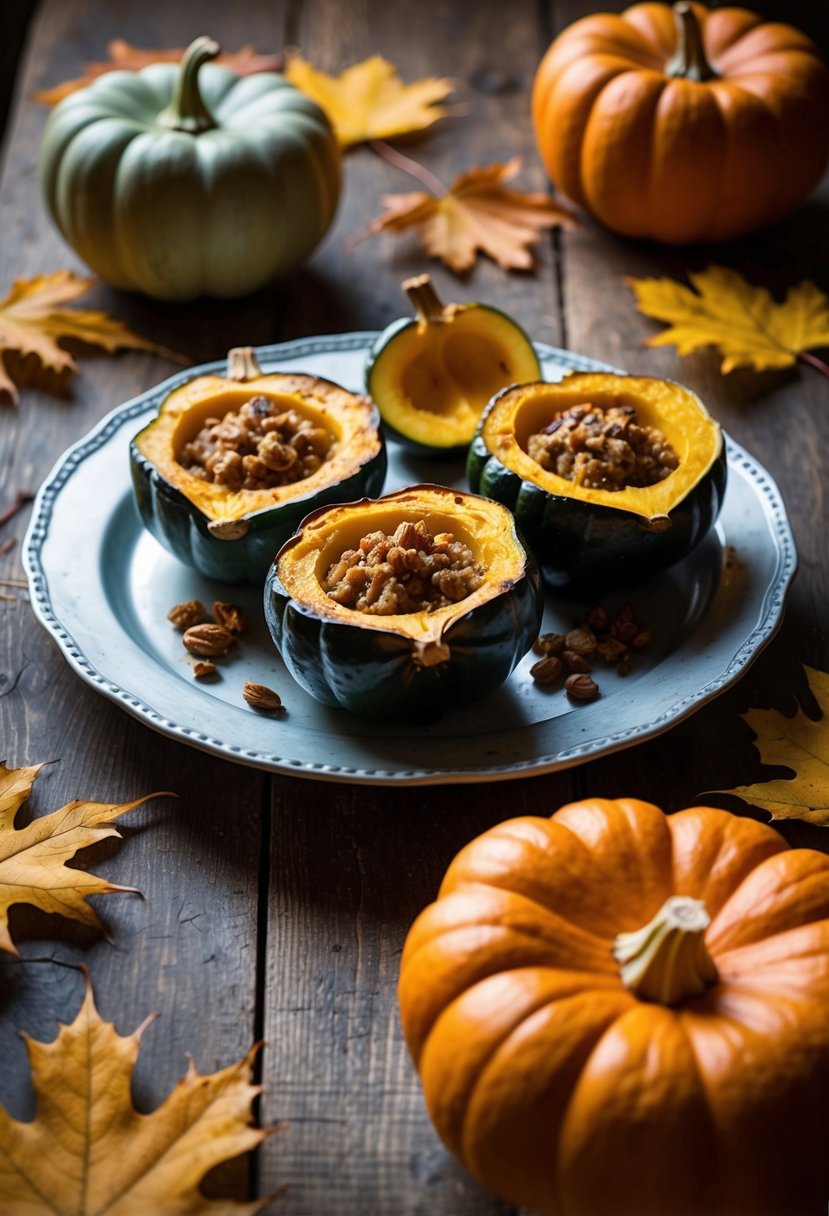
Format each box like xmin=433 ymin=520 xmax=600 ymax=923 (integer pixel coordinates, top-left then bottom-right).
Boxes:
xmin=399 ymin=799 xmax=829 ymax=1215
xmin=531 ymin=2 xmax=829 ymax=244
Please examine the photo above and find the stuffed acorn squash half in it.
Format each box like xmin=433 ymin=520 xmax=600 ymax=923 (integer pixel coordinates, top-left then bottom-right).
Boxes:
xmin=264 ymin=485 xmax=543 ymax=722
xmin=467 ymin=372 xmax=726 ymax=590
xmin=131 ymin=347 xmax=387 ymax=584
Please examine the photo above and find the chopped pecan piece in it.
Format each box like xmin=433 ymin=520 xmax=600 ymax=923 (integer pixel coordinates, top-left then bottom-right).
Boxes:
xmin=182 ymin=623 xmax=235 ymax=656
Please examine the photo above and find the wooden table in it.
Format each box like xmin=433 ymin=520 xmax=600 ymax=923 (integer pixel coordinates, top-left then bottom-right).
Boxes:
xmin=1 ymin=2 xmax=827 ymax=1213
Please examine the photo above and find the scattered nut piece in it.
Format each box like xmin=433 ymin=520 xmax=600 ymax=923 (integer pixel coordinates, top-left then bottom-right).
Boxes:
xmin=632 ymin=626 xmax=653 ymax=651
xmin=193 ymin=661 xmax=218 ymax=679
xmin=183 ymin=623 xmax=235 ymax=656
xmin=533 ymin=631 xmax=566 ymax=657
xmin=565 ymin=627 xmax=597 ymax=655
xmin=563 ymin=650 xmax=592 ymax=674
xmin=167 ymin=599 xmax=208 ymax=630
xmin=584 ymin=605 xmax=609 ymax=634
xmin=213 ymin=601 xmax=248 ymax=634
xmin=565 ymin=673 xmax=599 ymax=702
xmin=530 ymin=655 xmax=564 ymax=685
xmin=243 ymin=681 xmax=282 ymax=711
xmin=616 ymin=619 xmax=638 ymax=644
xmin=597 ymin=637 xmax=629 ymax=664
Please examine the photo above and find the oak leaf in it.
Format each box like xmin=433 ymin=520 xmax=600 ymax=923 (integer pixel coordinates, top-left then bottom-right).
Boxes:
xmin=628 ymin=266 xmax=829 ymax=375
xmin=0 ymin=975 xmax=273 ymax=1214
xmin=285 ymin=54 xmax=454 ymax=147
xmin=0 ymin=270 xmax=180 ymax=405
xmin=359 ymin=158 xmax=575 ymax=273
xmin=712 ymin=667 xmax=829 ymax=825
xmin=0 ymin=761 xmax=159 ymax=954
xmin=33 ymin=39 xmax=284 ymax=105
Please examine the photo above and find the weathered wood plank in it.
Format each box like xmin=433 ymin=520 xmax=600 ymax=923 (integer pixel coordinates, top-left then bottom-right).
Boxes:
xmin=551 ymin=0 xmax=829 ymax=852
xmin=0 ymin=1 xmax=288 ymax=1203
xmin=257 ymin=3 xmax=576 ymax=1211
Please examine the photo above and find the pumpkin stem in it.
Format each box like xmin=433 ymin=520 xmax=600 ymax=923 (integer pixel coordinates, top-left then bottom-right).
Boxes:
xmin=158 ymin=36 xmax=221 ymax=134
xmin=612 ymin=895 xmax=718 ymax=1005
xmin=405 ymin=275 xmax=449 ymax=325
xmin=227 ymin=346 xmax=263 ymax=382
xmin=665 ymin=4 xmax=718 ymax=83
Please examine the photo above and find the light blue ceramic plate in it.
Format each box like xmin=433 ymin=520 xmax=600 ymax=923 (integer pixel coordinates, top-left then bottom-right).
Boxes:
xmin=24 ymin=334 xmax=796 ymax=785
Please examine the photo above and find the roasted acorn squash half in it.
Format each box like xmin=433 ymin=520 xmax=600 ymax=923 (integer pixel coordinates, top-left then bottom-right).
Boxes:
xmin=467 ymin=372 xmax=726 ymax=590
xmin=264 ymin=484 xmax=543 ymax=722
xmin=365 ymin=275 xmax=541 ymax=455
xmin=131 ymin=347 xmax=387 ymax=583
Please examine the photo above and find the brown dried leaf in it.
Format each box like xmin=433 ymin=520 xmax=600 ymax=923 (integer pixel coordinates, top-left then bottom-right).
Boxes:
xmin=358 ymin=158 xmax=575 ymax=273
xmin=0 ymin=974 xmax=275 ymax=1214
xmin=0 ymin=761 xmax=162 ymax=954
xmin=33 ymin=39 xmax=283 ymax=105
xmin=0 ymin=270 xmax=181 ymax=405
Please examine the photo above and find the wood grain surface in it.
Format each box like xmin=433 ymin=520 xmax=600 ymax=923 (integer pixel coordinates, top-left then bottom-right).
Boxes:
xmin=0 ymin=1 xmax=827 ymax=1214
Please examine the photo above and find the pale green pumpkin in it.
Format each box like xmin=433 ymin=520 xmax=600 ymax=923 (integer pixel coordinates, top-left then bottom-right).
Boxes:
xmin=39 ymin=37 xmax=341 ymax=301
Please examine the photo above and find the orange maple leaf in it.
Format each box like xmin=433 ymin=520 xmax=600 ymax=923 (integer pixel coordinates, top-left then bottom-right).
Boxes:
xmin=358 ymin=158 xmax=576 ymax=273
xmin=0 ymin=975 xmax=276 ymax=1214
xmin=33 ymin=39 xmax=283 ymax=105
xmin=0 ymin=270 xmax=182 ymax=405
xmin=0 ymin=761 xmax=164 ymax=954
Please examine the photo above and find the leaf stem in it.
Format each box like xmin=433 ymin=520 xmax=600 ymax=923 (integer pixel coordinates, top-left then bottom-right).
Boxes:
xmin=798 ymin=350 xmax=829 ymax=381
xmin=0 ymin=490 xmax=33 ymax=528
xmin=369 ymin=139 xmax=448 ymax=197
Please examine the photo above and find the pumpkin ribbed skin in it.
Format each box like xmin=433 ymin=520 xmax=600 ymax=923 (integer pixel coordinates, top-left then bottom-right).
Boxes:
xmin=532 ymin=3 xmax=829 ymax=244
xmin=40 ymin=50 xmax=340 ymax=300
xmin=399 ymin=799 xmax=829 ymax=1216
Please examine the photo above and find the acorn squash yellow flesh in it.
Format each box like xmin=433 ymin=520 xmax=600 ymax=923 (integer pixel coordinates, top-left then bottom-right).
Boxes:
xmin=133 ymin=371 xmax=382 ymax=524
xmin=275 ymin=486 xmax=527 ymax=644
xmin=371 ymin=308 xmax=541 ymax=449
xmin=482 ymin=374 xmax=722 ymax=521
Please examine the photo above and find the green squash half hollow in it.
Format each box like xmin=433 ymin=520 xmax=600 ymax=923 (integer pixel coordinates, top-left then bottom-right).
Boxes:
xmin=366 ymin=275 xmax=541 ymax=455
xmin=131 ymin=347 xmax=387 ymax=584
xmin=467 ymin=372 xmax=726 ymax=591
xmin=264 ymin=484 xmax=544 ymax=722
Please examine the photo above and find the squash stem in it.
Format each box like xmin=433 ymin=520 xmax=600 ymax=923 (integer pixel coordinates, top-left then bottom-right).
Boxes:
xmin=665 ymin=4 xmax=718 ymax=82
xmin=227 ymin=346 xmax=263 ymax=381
xmin=158 ymin=36 xmax=220 ymax=134
xmin=613 ymin=895 xmax=718 ymax=1005
xmin=404 ymin=275 xmax=449 ymax=324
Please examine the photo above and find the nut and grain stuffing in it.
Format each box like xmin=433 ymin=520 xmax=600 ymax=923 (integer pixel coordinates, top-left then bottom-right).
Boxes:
xmin=180 ymin=395 xmax=333 ymax=492
xmin=323 ymin=519 xmax=484 ymax=615
xmin=527 ymin=403 xmax=678 ymax=491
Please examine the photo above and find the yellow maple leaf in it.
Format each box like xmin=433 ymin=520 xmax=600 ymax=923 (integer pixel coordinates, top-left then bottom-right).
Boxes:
xmin=285 ymin=54 xmax=454 ymax=147
xmin=33 ymin=40 xmax=284 ymax=106
xmin=358 ymin=158 xmax=575 ymax=273
xmin=628 ymin=265 xmax=829 ymax=375
xmin=0 ymin=270 xmax=181 ymax=405
xmin=0 ymin=975 xmax=274 ymax=1214
xmin=712 ymin=667 xmax=829 ymax=825
xmin=0 ymin=761 xmax=161 ymax=954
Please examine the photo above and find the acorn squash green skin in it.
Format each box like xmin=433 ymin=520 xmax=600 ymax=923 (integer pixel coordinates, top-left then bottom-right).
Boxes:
xmin=130 ymin=446 xmax=387 ymax=585
xmin=468 ymin=432 xmax=728 ymax=590
xmin=263 ymin=491 xmax=544 ymax=723
xmin=39 ymin=39 xmax=340 ymax=301
xmin=265 ymin=579 xmax=542 ymax=723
